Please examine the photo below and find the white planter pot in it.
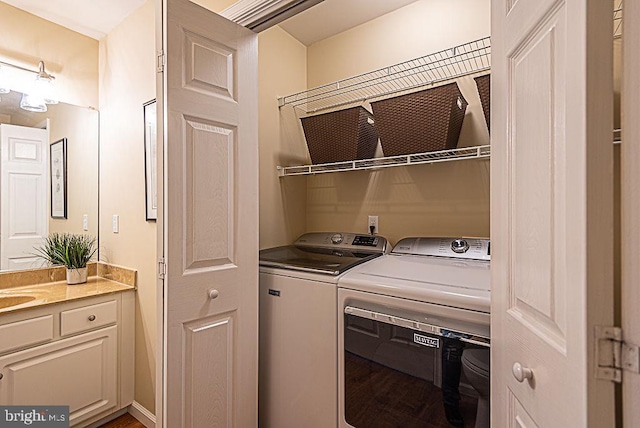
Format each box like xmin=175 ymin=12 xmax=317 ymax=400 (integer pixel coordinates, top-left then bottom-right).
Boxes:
xmin=66 ymin=267 xmax=88 ymax=285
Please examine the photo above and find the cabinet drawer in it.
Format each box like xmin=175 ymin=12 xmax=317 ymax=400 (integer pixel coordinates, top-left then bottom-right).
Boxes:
xmin=0 ymin=315 xmax=53 ymax=354
xmin=61 ymin=300 xmax=117 ymax=337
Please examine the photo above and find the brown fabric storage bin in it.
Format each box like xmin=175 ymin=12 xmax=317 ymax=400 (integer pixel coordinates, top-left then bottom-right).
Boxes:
xmin=474 ymin=74 xmax=490 ymax=132
xmin=300 ymin=106 xmax=378 ymax=164
xmin=371 ymin=82 xmax=468 ymax=156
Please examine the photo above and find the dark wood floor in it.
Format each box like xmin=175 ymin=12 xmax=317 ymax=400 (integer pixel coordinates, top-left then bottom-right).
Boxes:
xmin=98 ymin=413 xmax=145 ymax=428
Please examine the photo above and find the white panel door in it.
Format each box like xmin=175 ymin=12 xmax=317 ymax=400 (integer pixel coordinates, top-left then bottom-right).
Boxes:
xmin=0 ymin=124 xmax=48 ymax=271
xmin=161 ymin=0 xmax=258 ymax=427
xmin=491 ymin=0 xmax=615 ymax=426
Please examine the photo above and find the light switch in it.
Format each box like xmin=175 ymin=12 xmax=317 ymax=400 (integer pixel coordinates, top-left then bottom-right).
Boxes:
xmin=112 ymin=215 xmax=119 ymax=233
xmin=82 ymin=214 xmax=88 ymax=231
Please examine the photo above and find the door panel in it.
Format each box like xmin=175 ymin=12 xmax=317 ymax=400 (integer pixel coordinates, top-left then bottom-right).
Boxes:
xmin=183 ymin=314 xmax=235 ymax=427
xmin=509 ymin=5 xmax=567 ymax=352
xmin=491 ymin=0 xmax=614 ymax=426
xmin=0 ymin=124 xmax=48 ymax=271
xmin=162 ymin=0 xmax=258 ymax=426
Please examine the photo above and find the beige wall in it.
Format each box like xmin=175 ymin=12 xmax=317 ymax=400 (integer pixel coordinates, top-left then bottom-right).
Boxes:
xmin=290 ymin=0 xmax=491 ymax=244
xmin=0 ymin=1 xmax=98 ymax=108
xmin=259 ymin=26 xmax=308 ymax=249
xmin=47 ymin=106 xmax=99 ymax=238
xmin=99 ymin=0 xmax=156 ymax=413
xmin=306 ymin=0 xmax=491 ymax=88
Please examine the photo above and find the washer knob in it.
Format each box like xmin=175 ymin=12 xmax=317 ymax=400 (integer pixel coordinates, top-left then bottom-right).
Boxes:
xmin=451 ymin=239 xmax=469 ymax=254
xmin=331 ymin=233 xmax=344 ymax=244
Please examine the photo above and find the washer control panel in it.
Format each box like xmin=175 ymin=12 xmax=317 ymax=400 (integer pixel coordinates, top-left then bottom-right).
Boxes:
xmin=392 ymin=237 xmax=490 ymax=261
xmin=294 ymin=232 xmax=388 ymax=253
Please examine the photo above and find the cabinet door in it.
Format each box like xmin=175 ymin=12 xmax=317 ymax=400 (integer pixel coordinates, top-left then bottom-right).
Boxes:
xmin=0 ymin=326 xmax=117 ymax=427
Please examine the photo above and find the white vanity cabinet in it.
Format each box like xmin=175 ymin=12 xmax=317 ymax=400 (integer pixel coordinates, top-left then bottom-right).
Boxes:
xmin=0 ymin=291 xmax=135 ymax=427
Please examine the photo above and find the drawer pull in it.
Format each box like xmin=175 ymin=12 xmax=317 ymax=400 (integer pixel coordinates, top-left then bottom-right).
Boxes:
xmin=88 ymin=315 xmax=96 ymax=322
xmin=0 ymin=373 xmax=3 ymax=380
xmin=208 ymin=289 xmax=220 ymax=300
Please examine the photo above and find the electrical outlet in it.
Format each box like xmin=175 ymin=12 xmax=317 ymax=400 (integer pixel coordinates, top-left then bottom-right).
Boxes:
xmin=368 ymin=215 xmax=379 ymax=235
xmin=82 ymin=214 xmax=88 ymax=231
xmin=112 ymin=215 xmax=119 ymax=233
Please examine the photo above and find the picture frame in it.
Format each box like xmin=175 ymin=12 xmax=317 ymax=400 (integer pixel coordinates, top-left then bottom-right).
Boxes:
xmin=50 ymin=138 xmax=67 ymax=219
xmin=144 ymin=99 xmax=158 ymax=221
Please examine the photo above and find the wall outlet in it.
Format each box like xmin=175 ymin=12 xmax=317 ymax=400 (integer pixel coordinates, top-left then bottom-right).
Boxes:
xmin=368 ymin=215 xmax=378 ymax=235
xmin=82 ymin=214 xmax=88 ymax=231
xmin=112 ymin=215 xmax=119 ymax=233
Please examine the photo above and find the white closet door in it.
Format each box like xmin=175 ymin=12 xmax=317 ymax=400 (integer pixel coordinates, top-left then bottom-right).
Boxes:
xmin=622 ymin=0 xmax=640 ymax=425
xmin=161 ymin=0 xmax=259 ymax=426
xmin=491 ymin=0 xmax=615 ymax=426
xmin=0 ymin=124 xmax=48 ymax=271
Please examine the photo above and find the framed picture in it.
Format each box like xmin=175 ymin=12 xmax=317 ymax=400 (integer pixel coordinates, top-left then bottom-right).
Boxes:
xmin=144 ymin=99 xmax=158 ymax=221
xmin=50 ymin=138 xmax=67 ymax=219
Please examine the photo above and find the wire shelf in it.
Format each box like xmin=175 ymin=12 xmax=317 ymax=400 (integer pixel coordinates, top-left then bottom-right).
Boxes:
xmin=277 ymin=145 xmax=490 ymax=177
xmin=278 ymin=37 xmax=491 ymax=114
xmin=614 ymin=1 xmax=622 ymax=39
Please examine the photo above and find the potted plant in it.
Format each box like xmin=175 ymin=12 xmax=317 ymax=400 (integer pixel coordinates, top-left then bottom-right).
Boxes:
xmin=35 ymin=233 xmax=97 ymax=285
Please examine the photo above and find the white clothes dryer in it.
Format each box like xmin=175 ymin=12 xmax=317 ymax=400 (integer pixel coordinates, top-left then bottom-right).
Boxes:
xmin=337 ymin=237 xmax=490 ymax=428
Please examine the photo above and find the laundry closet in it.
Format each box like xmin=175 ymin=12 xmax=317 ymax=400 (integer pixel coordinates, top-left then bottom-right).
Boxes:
xmin=257 ymin=0 xmax=491 ymax=251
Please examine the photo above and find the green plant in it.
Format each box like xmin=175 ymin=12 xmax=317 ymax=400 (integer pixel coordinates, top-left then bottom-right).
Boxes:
xmin=35 ymin=233 xmax=97 ymax=269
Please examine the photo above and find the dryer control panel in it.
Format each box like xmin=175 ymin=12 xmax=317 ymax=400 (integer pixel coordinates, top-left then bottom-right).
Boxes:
xmin=392 ymin=237 xmax=490 ymax=261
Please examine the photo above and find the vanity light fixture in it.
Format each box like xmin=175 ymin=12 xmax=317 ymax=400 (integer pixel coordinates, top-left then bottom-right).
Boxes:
xmin=0 ymin=59 xmax=58 ymax=111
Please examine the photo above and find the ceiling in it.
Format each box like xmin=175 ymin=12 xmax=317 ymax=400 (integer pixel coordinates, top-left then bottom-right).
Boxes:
xmin=2 ymin=0 xmax=146 ymax=40
xmin=3 ymin=0 xmax=419 ymax=44
xmin=278 ymin=0 xmax=420 ymax=46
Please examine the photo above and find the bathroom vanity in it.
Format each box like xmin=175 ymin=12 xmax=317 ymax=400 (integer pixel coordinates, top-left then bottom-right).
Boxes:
xmin=0 ymin=267 xmax=135 ymax=427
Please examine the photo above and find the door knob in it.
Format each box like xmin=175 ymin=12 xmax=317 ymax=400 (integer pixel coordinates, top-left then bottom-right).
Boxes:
xmin=512 ymin=362 xmax=533 ymax=382
xmin=208 ymin=289 xmax=220 ymax=300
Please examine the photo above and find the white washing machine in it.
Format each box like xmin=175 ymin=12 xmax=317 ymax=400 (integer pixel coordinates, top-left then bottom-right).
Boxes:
xmin=337 ymin=237 xmax=490 ymax=428
xmin=259 ymin=232 xmax=388 ymax=428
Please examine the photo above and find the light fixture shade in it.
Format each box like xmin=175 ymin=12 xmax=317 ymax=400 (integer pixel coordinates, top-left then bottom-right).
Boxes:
xmin=0 ymin=65 xmax=9 ymax=94
xmin=35 ymin=73 xmax=58 ymax=104
xmin=20 ymin=92 xmax=47 ymax=112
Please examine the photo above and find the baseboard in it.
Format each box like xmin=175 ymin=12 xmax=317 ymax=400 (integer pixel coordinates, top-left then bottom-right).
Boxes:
xmin=128 ymin=402 xmax=156 ymax=428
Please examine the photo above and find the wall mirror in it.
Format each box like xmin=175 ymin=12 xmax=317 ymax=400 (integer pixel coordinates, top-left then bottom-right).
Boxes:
xmin=0 ymin=90 xmax=98 ymax=271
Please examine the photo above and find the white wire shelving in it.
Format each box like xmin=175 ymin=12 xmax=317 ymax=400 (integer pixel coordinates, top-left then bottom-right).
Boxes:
xmin=276 ymin=37 xmax=491 ymax=177
xmin=278 ymin=36 xmax=491 ymax=115
xmin=277 ymin=145 xmax=490 ymax=177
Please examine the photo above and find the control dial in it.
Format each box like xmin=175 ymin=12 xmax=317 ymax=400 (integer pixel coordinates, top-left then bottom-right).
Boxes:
xmin=331 ymin=233 xmax=344 ymax=244
xmin=451 ymin=239 xmax=469 ymax=254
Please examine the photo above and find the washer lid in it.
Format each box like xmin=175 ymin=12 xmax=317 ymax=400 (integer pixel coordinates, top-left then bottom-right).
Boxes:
xmin=259 ymin=245 xmax=382 ymax=276
xmin=259 ymin=232 xmax=389 ymax=275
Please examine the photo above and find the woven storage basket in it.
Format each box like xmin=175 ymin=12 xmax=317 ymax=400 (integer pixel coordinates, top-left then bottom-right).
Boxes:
xmin=474 ymin=74 xmax=491 ymax=132
xmin=371 ymin=82 xmax=468 ymax=156
xmin=300 ymin=106 xmax=378 ymax=164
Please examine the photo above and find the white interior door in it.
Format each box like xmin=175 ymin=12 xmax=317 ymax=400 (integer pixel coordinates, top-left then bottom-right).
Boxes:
xmin=161 ymin=0 xmax=258 ymax=426
xmin=491 ymin=0 xmax=615 ymax=426
xmin=0 ymin=124 xmax=48 ymax=271
xmin=622 ymin=1 xmax=640 ymax=425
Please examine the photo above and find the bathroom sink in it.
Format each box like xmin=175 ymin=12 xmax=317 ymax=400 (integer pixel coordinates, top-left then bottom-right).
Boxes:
xmin=0 ymin=295 xmax=36 ymax=309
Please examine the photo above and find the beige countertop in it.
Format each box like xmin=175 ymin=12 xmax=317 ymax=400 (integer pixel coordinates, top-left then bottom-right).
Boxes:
xmin=0 ymin=276 xmax=135 ymax=316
